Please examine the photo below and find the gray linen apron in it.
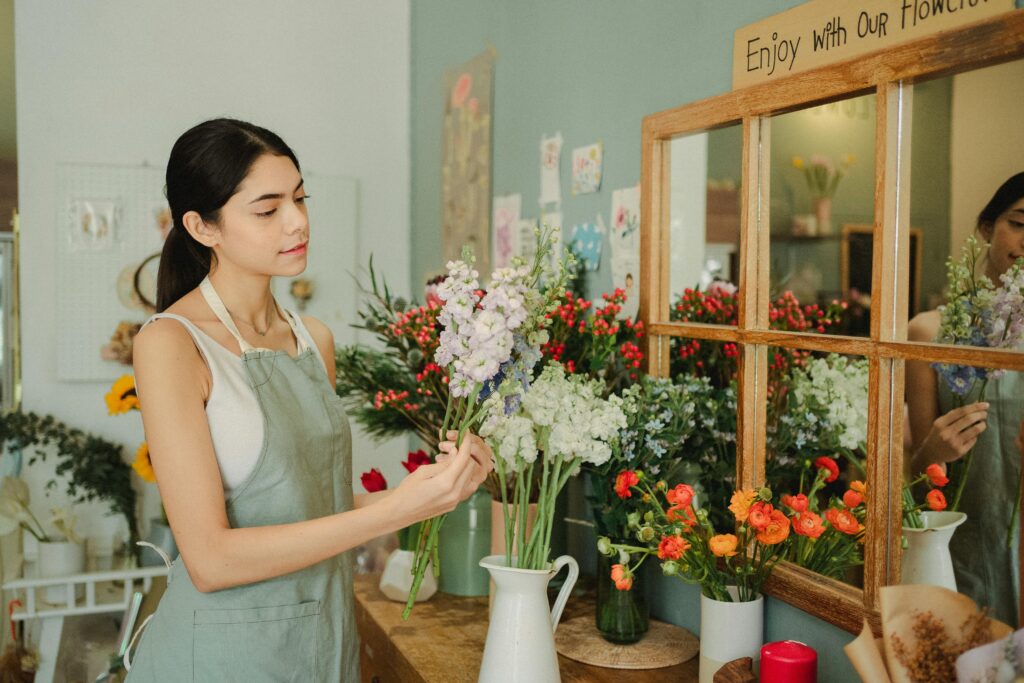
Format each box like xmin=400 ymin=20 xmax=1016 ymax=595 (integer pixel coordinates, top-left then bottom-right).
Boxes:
xmin=127 ymin=276 xmax=359 ymax=681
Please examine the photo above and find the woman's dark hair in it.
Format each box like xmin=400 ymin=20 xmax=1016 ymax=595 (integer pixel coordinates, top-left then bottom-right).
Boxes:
xmin=977 ymin=171 xmax=1024 ymax=235
xmin=157 ymin=118 xmax=300 ymax=311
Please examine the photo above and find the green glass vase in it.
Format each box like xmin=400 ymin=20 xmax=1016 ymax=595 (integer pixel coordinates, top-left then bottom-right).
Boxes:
xmin=595 ymin=548 xmax=649 ymax=644
xmin=437 ymin=487 xmax=492 ymax=596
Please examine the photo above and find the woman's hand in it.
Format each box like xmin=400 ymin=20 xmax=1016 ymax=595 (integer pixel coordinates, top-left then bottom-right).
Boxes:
xmin=916 ymin=401 xmax=989 ymax=467
xmin=390 ymin=431 xmax=494 ymax=525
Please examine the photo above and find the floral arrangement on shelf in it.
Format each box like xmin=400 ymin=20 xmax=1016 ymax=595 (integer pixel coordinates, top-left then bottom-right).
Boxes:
xmin=902 ymin=463 xmax=950 ymax=530
xmin=541 ymin=287 xmax=645 ymax=396
xmin=600 ymin=475 xmax=790 ymax=602
xmin=481 ymin=362 xmax=626 ymax=571
xmin=791 ymin=153 xmax=855 ymax=199
xmin=0 ymin=477 xmax=82 ymax=544
xmin=930 ymin=234 xmax=1024 ymax=512
xmin=402 ymin=229 xmax=573 ymax=618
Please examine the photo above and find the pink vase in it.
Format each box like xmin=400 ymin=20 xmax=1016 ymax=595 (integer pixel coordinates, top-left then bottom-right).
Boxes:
xmin=813 ymin=197 xmax=832 ymax=235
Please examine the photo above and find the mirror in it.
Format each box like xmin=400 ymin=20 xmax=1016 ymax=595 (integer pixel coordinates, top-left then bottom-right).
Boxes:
xmin=768 ymin=94 xmax=876 ymax=337
xmin=668 ymin=122 xmax=743 ymax=322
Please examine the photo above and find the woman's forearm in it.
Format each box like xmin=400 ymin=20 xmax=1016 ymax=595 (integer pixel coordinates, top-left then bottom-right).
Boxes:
xmin=186 ymin=496 xmax=409 ymax=593
xmin=354 ymin=489 xmax=393 ymax=509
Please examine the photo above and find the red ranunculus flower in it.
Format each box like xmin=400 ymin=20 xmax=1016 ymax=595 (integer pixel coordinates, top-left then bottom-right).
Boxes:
xmin=360 ymin=468 xmax=388 ymax=493
xmin=793 ymin=511 xmax=825 ymax=539
xmin=610 ymin=564 xmax=633 ymax=591
xmin=780 ymin=493 xmax=809 ymax=513
xmin=926 ymin=489 xmax=947 ymax=511
xmin=925 ymin=464 xmax=949 ymax=488
xmin=403 ymin=449 xmax=432 ymax=473
xmin=843 ymin=490 xmax=864 ymax=509
xmin=657 ymin=535 xmax=690 ymax=561
xmin=825 ymin=507 xmax=860 ymax=535
xmin=747 ymin=502 xmax=774 ymax=531
xmin=815 ymin=456 xmax=840 ymax=483
xmin=615 ymin=471 xmax=640 ymax=499
xmin=666 ymin=483 xmax=694 ymax=507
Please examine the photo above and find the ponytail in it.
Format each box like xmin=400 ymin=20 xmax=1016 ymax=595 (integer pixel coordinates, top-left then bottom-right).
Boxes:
xmin=155 ymin=224 xmax=212 ymax=313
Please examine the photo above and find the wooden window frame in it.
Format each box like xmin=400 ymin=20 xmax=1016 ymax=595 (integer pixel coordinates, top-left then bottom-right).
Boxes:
xmin=639 ymin=12 xmax=1024 ymax=634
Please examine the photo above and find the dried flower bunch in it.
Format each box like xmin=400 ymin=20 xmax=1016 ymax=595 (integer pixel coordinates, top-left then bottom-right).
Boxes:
xmin=890 ymin=609 xmax=993 ymax=683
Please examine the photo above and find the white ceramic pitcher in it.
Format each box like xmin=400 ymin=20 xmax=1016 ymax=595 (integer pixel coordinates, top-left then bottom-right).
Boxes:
xmin=478 ymin=554 xmax=579 ymax=683
xmin=901 ymin=510 xmax=967 ymax=590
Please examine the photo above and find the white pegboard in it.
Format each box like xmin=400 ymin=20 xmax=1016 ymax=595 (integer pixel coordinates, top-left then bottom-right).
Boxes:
xmin=56 ymin=163 xmax=166 ymax=382
xmin=55 ymin=164 xmax=360 ymax=381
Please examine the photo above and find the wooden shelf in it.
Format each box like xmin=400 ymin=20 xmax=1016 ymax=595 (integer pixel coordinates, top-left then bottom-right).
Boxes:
xmin=353 ymin=572 xmax=699 ymax=683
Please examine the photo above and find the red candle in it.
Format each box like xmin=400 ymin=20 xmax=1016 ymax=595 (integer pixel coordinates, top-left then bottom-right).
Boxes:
xmin=760 ymin=640 xmax=817 ymax=683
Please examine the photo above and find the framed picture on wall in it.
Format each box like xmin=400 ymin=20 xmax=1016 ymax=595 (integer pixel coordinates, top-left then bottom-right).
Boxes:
xmin=840 ymin=223 xmax=923 ymax=318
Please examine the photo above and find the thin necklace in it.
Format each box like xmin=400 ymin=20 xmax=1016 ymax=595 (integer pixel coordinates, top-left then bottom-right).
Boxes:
xmin=224 ymin=299 xmax=282 ymax=337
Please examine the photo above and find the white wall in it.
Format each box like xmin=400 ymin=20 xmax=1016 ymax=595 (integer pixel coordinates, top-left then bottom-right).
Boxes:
xmin=15 ymin=1 xmax=411 ymax=539
xmin=950 ymin=59 xmax=1024 ymax=258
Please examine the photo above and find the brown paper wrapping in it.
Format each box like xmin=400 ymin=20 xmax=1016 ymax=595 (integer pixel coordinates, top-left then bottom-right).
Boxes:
xmin=844 ymin=585 xmax=1012 ymax=682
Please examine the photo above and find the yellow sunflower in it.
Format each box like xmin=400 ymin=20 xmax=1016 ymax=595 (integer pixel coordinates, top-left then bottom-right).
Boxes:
xmin=132 ymin=441 xmax=156 ymax=483
xmin=106 ymin=375 xmax=140 ymax=415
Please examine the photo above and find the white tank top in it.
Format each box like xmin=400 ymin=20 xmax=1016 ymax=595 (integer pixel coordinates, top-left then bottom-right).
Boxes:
xmin=141 ymin=278 xmax=326 ymax=491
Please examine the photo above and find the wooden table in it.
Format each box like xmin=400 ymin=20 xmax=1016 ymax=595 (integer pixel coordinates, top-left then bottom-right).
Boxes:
xmin=354 ymin=573 xmax=699 ymax=683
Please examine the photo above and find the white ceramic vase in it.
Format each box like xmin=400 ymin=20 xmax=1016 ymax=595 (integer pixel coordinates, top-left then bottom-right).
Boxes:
xmin=378 ymin=549 xmax=437 ymax=603
xmin=478 ymin=554 xmax=579 ymax=683
xmin=901 ymin=510 xmax=967 ymax=591
xmin=38 ymin=540 xmax=86 ymax=604
xmin=699 ymin=588 xmax=764 ymax=683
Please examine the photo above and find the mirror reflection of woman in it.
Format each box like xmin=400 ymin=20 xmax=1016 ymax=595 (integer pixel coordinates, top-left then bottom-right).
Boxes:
xmin=125 ymin=119 xmax=493 ymax=681
xmin=907 ymin=171 xmax=1024 ymax=627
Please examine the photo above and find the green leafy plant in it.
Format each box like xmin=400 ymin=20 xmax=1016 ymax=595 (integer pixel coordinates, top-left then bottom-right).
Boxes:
xmin=0 ymin=411 xmax=140 ymax=560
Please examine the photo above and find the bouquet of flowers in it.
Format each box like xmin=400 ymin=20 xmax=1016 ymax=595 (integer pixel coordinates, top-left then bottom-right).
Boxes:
xmin=791 ymin=153 xmax=855 ymax=199
xmin=931 ymin=235 xmax=1024 ymax=513
xmin=402 ymin=231 xmax=572 ymax=617
xmin=480 ymin=362 xmax=626 ymax=570
xmin=541 ymin=287 xmax=645 ymax=396
xmin=902 ymin=463 xmax=952 ymax=529
xmin=600 ymin=474 xmax=791 ymax=602
xmin=781 ymin=457 xmax=867 ymax=579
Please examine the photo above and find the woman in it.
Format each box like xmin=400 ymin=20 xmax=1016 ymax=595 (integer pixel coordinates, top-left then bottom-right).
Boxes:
xmin=126 ymin=119 xmax=493 ymax=681
xmin=907 ymin=171 xmax=1024 ymax=626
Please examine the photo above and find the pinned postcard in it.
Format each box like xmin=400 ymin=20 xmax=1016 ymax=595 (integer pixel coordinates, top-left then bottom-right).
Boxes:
xmin=570 ymin=216 xmax=605 ymax=272
xmin=492 ymin=193 xmax=522 ymax=269
xmin=571 ymin=142 xmax=603 ymax=195
xmin=539 ymin=133 xmax=563 ymax=206
xmin=609 ymin=184 xmax=641 ymax=319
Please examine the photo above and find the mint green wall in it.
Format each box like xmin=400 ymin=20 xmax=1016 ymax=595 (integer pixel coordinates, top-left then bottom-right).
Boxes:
xmin=411 ymin=3 xmax=864 ymax=680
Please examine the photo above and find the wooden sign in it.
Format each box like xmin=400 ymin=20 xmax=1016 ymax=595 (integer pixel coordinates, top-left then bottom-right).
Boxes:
xmin=733 ymin=0 xmax=1018 ymax=89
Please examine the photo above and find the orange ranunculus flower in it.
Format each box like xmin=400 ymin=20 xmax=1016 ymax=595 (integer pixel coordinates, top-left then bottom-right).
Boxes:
xmin=925 ymin=464 xmax=949 ymax=488
xmin=843 ymin=489 xmax=864 ymax=508
xmin=926 ymin=489 xmax=947 ymax=511
xmin=610 ymin=564 xmax=633 ymax=591
xmin=793 ymin=511 xmax=825 ymax=539
xmin=729 ymin=489 xmax=757 ymax=523
xmin=106 ymin=375 xmax=140 ymax=415
xmin=780 ymin=493 xmax=809 ymax=513
xmin=709 ymin=534 xmax=739 ymax=557
xmin=657 ymin=535 xmax=690 ymax=561
xmin=615 ymin=471 xmax=640 ymax=499
xmin=850 ymin=480 xmax=867 ymax=495
xmin=132 ymin=442 xmax=156 ymax=483
xmin=826 ymin=507 xmax=861 ymax=535
xmin=666 ymin=483 xmax=694 ymax=507
xmin=755 ymin=509 xmax=791 ymax=545
xmin=747 ymin=502 xmax=774 ymax=531
xmin=667 ymin=504 xmax=697 ymax=527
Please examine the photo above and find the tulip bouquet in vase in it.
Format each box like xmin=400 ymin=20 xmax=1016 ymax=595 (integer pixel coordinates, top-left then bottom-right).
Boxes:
xmin=402 ymin=230 xmax=572 ymax=619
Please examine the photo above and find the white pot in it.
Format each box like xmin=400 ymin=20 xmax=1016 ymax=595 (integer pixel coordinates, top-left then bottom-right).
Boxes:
xmin=901 ymin=510 xmax=967 ymax=591
xmin=38 ymin=540 xmax=86 ymax=605
xmin=378 ymin=549 xmax=437 ymax=603
xmin=478 ymin=554 xmax=579 ymax=683
xmin=699 ymin=588 xmax=764 ymax=683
